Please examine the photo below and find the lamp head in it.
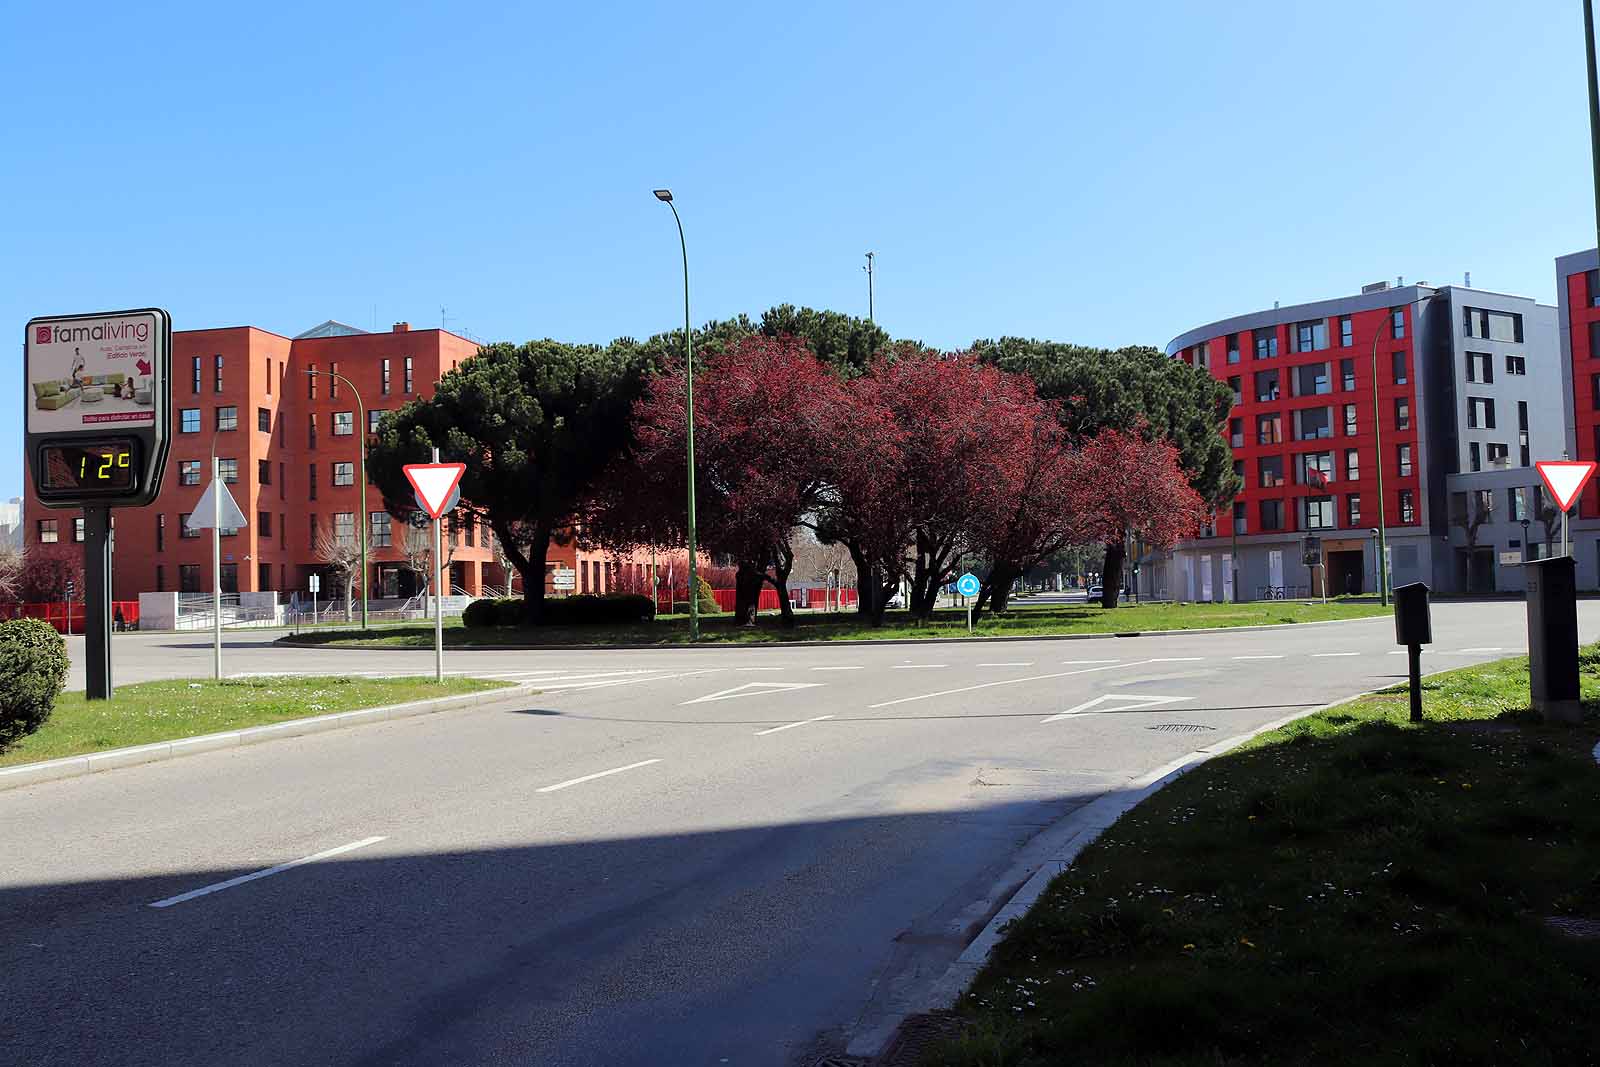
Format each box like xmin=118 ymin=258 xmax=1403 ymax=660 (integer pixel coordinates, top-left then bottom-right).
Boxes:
xmin=653 ymin=189 xmax=673 ymax=203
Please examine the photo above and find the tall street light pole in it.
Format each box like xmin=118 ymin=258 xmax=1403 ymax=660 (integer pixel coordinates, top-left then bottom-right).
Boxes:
xmin=1586 ymin=0 xmax=1600 ymax=256
xmin=654 ymin=189 xmax=700 ymax=641
xmin=1368 ymin=292 xmax=1435 ymax=607
xmin=306 ymin=368 xmax=369 ymax=630
xmin=864 ymin=252 xmax=875 ymax=323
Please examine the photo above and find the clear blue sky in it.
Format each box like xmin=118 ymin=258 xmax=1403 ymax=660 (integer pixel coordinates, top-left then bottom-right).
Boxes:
xmin=2 ymin=1 xmax=1595 ymax=502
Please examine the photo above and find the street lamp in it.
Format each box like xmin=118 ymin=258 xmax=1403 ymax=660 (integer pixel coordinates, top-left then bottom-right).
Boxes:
xmin=654 ymin=189 xmax=700 ymax=641
xmin=1368 ymin=292 xmax=1435 ymax=607
xmin=305 ymin=368 xmax=369 ymax=630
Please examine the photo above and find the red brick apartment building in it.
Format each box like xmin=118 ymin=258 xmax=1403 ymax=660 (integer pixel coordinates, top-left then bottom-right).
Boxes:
xmin=23 ymin=320 xmax=633 ymax=602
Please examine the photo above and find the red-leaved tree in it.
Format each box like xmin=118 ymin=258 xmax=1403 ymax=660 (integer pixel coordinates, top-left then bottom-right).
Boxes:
xmin=1070 ymin=429 xmax=1206 ymax=607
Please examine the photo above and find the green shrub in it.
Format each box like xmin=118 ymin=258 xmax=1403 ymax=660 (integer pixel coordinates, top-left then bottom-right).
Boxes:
xmin=693 ymin=575 xmax=720 ymax=615
xmin=0 ymin=618 xmax=68 ymax=748
xmin=539 ymin=594 xmax=654 ymax=626
xmin=494 ymin=598 xmax=525 ymax=626
xmin=461 ymin=598 xmax=501 ymax=629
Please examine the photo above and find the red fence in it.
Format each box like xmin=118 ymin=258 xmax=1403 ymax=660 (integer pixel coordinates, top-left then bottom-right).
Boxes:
xmin=653 ymin=587 xmax=858 ymax=614
xmin=0 ymin=601 xmax=141 ymax=632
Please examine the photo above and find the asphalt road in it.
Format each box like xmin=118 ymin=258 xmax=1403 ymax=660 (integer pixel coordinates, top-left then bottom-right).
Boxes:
xmin=5 ymin=601 xmax=1588 ymax=1065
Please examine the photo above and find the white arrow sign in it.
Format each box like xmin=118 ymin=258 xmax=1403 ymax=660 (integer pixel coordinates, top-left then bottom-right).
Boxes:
xmin=185 ymin=479 xmax=248 ymax=530
xmin=680 ymin=681 xmax=824 ymax=706
xmin=1041 ymin=693 xmax=1190 ymax=724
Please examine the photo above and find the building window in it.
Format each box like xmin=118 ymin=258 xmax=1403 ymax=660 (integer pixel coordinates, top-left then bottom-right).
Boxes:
xmin=1486 ymin=442 xmax=1509 ymax=467
xmin=369 ymin=409 xmax=386 ymax=435
xmin=1399 ymin=490 xmax=1415 ymax=523
xmin=216 ymin=405 xmax=237 ymax=432
xmin=1345 ymin=448 xmax=1360 ymax=481
xmin=1258 ymin=455 xmax=1285 ymax=488
xmin=1392 ymin=351 xmax=1407 ymax=385
xmin=156 ymin=564 xmax=165 ymax=592
xmin=308 ymin=413 xmax=318 ymax=450
xmin=218 ymin=458 xmax=238 ymax=483
xmin=156 ymin=513 xmax=165 ymax=552
xmin=333 ymin=461 xmax=354 ymax=487
xmin=1343 ymin=403 xmax=1358 ymax=436
xmin=1233 ymin=459 xmax=1244 ymax=481
xmin=1259 ymin=499 xmax=1284 ymax=531
xmin=309 ymin=463 xmax=318 ymax=500
xmin=1397 ymin=444 xmax=1412 ymax=478
xmin=181 ymin=408 xmax=201 ymax=434
xmin=1253 ymin=328 xmax=1277 ymax=360
xmin=1347 ymin=494 xmax=1361 ymax=526
xmin=180 ymin=513 xmax=199 ymax=538
xmin=1591 ymin=321 xmax=1600 ymax=361
xmin=1505 ymin=355 xmax=1526 ymax=376
xmin=1227 ymin=377 xmax=1241 ymax=405
xmin=1391 ymin=307 xmax=1406 ymax=339
xmin=334 ymin=512 xmax=356 ymax=546
xmin=1232 ymin=501 xmax=1246 ymax=532
xmin=1256 ymin=413 xmax=1282 ymax=445
xmin=1469 ymin=441 xmax=1481 ymax=472
xmin=1339 ymin=316 xmax=1353 ymax=347
xmin=179 ymin=460 xmax=201 ymax=486
xmin=404 ymin=356 xmax=414 ymax=393
xmin=1510 ymin=486 xmax=1529 ymax=521
xmin=258 ymin=459 xmax=271 ymax=484
xmin=220 ymin=564 xmax=238 ymax=593
xmin=1229 ymin=418 xmax=1244 ymax=448
xmin=279 ymin=462 xmax=286 ymax=500
xmin=332 ymin=411 xmax=354 ymax=436
xmin=308 ymin=365 xmax=317 ymax=399
xmin=1340 ymin=359 xmax=1355 ymax=391
xmin=1294 ymin=319 xmax=1329 ymax=353
xmin=329 ymin=364 xmax=339 ymax=399
xmin=37 ymin=519 xmax=58 ymax=544
xmin=1519 ymin=401 xmax=1530 ymax=466
xmin=1467 ymin=396 xmax=1496 ymax=429
xmin=1394 ymin=398 xmax=1410 ymax=430
xmin=1298 ymin=452 xmax=1334 ymax=486
xmin=191 ymin=355 xmax=201 ymax=394
xmin=370 ymin=512 xmax=392 ymax=548
xmin=180 ymin=564 xmax=201 ymax=592
xmin=266 ymin=358 xmax=272 ymax=395
xmin=1463 ymin=307 xmax=1522 ymax=342
xmin=382 ymin=358 xmax=392 ymax=394
xmin=1226 ymin=334 xmax=1240 ymax=364
xmin=1294 ymin=407 xmax=1332 ymax=441
xmin=259 ymin=511 xmax=272 ymax=538
xmin=1294 ymin=363 xmax=1331 ymax=396
xmin=1190 ymin=341 xmax=1209 ymax=368
xmin=1304 ymin=497 xmax=1334 ymax=530
xmin=71 ymin=517 xmax=84 ymax=543
xmin=1466 ymin=351 xmax=1493 ymax=383
xmin=1254 ymin=369 xmax=1280 ymax=402
xmin=214 ymin=354 xmax=224 ymax=392
xmin=258 ymin=407 xmax=271 ymax=432
xmin=1588 ymin=268 xmax=1600 ymax=307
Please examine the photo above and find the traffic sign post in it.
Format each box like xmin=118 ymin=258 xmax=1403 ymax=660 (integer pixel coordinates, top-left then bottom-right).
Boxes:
xmin=1535 ymin=460 xmax=1597 ymax=559
xmin=309 ymin=573 xmax=321 ymax=623
xmin=185 ymin=464 xmax=249 ymax=679
xmin=25 ymin=308 xmax=172 ymax=699
xmin=404 ymin=455 xmax=467 ymax=683
xmin=956 ymin=571 xmax=981 ymax=633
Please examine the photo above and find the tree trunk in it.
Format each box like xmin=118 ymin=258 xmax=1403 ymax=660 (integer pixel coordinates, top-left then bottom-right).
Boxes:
xmin=1100 ymin=541 xmax=1126 ymax=609
xmin=495 ymin=518 xmax=551 ymax=623
xmin=767 ymin=543 xmax=797 ymax=629
xmin=343 ymin=574 xmax=354 ymax=622
xmin=734 ymin=560 xmax=764 ymax=626
xmin=848 ymin=544 xmax=876 ymax=617
xmin=990 ymin=562 xmax=1019 ymax=613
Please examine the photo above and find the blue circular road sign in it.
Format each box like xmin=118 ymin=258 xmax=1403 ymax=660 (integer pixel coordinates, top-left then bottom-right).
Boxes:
xmin=955 ymin=572 xmax=981 ymax=597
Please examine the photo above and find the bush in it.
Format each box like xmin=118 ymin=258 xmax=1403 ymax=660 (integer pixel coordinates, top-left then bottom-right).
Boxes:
xmin=461 ymin=598 xmax=501 ymax=629
xmin=693 ymin=575 xmax=720 ymax=615
xmin=0 ymin=618 xmax=68 ymax=748
xmin=539 ymin=594 xmax=654 ymax=626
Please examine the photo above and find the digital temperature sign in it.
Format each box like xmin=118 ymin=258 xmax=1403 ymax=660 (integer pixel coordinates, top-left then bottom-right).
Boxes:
xmin=38 ymin=440 xmax=139 ymax=494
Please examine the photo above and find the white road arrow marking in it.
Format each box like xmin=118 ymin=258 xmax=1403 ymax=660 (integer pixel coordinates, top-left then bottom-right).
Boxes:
xmin=680 ymin=681 xmax=825 ymax=706
xmin=1041 ymin=693 xmax=1191 ymax=724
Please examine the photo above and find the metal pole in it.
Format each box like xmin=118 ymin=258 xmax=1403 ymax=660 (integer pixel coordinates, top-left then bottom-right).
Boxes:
xmin=1407 ymin=642 xmax=1423 ymax=723
xmin=1371 ymin=319 xmax=1389 ymax=608
xmin=664 ymin=199 xmax=699 ymax=641
xmin=433 ymin=446 xmax=444 ymax=681
xmin=865 ymin=252 xmax=875 ymax=323
xmin=212 ymin=454 xmax=222 ymax=681
xmin=1585 ymin=0 xmax=1600 ymax=258
xmin=82 ymin=506 xmax=113 ymax=700
xmin=1563 ymin=507 xmax=1571 ymax=559
xmin=312 ymin=370 xmax=368 ymax=630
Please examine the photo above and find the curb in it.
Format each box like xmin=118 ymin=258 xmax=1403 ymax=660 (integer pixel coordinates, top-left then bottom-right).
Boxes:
xmin=844 ymin=671 xmax=1442 ymax=1059
xmin=274 ymin=613 xmax=1388 ymax=653
xmin=0 ymin=683 xmax=533 ymax=794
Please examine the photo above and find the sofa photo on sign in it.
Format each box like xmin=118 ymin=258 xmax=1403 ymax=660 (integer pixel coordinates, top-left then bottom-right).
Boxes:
xmin=31 ymin=373 xmax=152 ymax=413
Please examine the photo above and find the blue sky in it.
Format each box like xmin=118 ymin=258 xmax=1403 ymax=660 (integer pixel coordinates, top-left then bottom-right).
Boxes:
xmin=2 ymin=0 xmax=1595 ymax=502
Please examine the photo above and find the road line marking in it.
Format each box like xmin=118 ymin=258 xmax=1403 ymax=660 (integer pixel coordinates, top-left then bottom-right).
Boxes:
xmin=811 ymin=666 xmax=865 ymax=671
xmin=1042 ymin=693 xmax=1190 ymax=724
xmin=735 ymin=667 xmax=784 ymax=672
xmin=1388 ymin=650 xmax=1431 ymax=656
xmin=1232 ymin=655 xmax=1283 ymax=660
xmin=891 ymin=664 xmax=947 ymax=669
xmin=1458 ymin=647 xmax=1503 ymax=653
xmin=1149 ymin=657 xmax=1204 ymax=662
xmin=1312 ymin=652 xmax=1361 ymax=657
xmin=867 ymin=660 xmax=1145 ymax=709
xmin=755 ymin=714 xmax=834 ymax=736
xmin=977 ymin=662 xmax=1034 ymax=667
xmin=148 ymin=836 xmax=387 ymax=909
xmin=536 ymin=759 xmax=662 ymax=793
xmin=1061 ymin=659 xmax=1121 ymax=664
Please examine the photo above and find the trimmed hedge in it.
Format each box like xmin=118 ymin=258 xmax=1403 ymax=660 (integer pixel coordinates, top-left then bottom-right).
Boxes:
xmin=0 ymin=617 xmax=68 ymax=748
xmin=461 ymin=594 xmax=656 ymax=629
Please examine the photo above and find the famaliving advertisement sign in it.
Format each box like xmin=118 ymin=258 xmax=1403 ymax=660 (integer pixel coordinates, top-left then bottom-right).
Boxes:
xmin=26 ymin=311 xmax=161 ymax=433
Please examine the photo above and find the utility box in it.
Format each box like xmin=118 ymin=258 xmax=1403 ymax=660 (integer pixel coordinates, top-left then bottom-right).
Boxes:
xmin=1393 ymin=581 xmax=1432 ymax=646
xmin=1524 ymin=556 xmax=1581 ymax=724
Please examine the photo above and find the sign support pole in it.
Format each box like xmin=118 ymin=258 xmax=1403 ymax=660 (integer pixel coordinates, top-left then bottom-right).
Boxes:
xmin=433 ymin=447 xmax=444 ymax=683
xmin=1562 ymin=508 xmax=1570 ymax=560
xmin=213 ymin=455 xmax=223 ymax=681
xmin=83 ymin=506 xmax=113 ymax=700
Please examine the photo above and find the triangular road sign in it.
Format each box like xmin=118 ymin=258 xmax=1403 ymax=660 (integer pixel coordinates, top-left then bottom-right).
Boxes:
xmin=404 ymin=462 xmax=466 ymax=519
xmin=680 ymin=681 xmax=824 ymax=706
xmin=185 ymin=479 xmax=248 ymax=530
xmin=1040 ymin=693 xmax=1190 ymax=724
xmin=1535 ymin=460 xmax=1597 ymax=513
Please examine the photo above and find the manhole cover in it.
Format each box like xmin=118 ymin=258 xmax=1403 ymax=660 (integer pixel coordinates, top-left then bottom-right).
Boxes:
xmin=1146 ymin=723 xmax=1217 ymax=734
xmin=1545 ymin=916 xmax=1600 ymax=939
xmin=875 ymin=1011 xmax=969 ymax=1066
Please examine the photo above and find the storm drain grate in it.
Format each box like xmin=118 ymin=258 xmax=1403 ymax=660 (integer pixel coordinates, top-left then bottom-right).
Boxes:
xmin=873 ymin=1011 xmax=971 ymax=1066
xmin=1146 ymin=723 xmax=1217 ymax=734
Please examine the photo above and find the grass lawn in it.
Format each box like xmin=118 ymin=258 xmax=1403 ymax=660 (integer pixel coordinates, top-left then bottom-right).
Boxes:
xmin=1 ymin=676 xmax=510 ymax=768
xmin=924 ymin=650 xmax=1600 ymax=1066
xmin=279 ymin=600 xmax=1387 ymax=649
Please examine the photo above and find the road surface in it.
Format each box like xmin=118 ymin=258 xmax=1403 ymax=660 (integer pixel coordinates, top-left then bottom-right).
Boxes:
xmin=3 ymin=600 xmax=1584 ymax=1065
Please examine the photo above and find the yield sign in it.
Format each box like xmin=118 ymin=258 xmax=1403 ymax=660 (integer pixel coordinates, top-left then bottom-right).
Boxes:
xmin=680 ymin=681 xmax=823 ymax=706
xmin=404 ymin=462 xmax=466 ymax=519
xmin=185 ymin=479 xmax=248 ymax=530
xmin=1535 ymin=460 xmax=1597 ymax=513
xmin=1040 ymin=693 xmax=1190 ymax=724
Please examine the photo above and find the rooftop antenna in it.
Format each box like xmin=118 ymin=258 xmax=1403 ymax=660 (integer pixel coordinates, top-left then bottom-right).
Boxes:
xmin=1465 ymin=271 xmax=1471 ymax=287
xmin=863 ymin=252 xmax=875 ymax=324
xmin=1397 ymin=275 xmax=1404 ymax=286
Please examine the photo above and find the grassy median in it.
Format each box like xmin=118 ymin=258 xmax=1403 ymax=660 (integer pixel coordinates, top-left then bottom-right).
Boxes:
xmin=280 ymin=600 xmax=1387 ymax=649
xmin=0 ymin=676 xmax=510 ymax=768
xmin=925 ymin=650 xmax=1600 ymax=1065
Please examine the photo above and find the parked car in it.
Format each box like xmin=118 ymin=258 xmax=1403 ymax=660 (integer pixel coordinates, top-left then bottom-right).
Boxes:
xmin=885 ymin=593 xmax=905 ymax=609
xmin=1087 ymin=584 xmax=1103 ymax=598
